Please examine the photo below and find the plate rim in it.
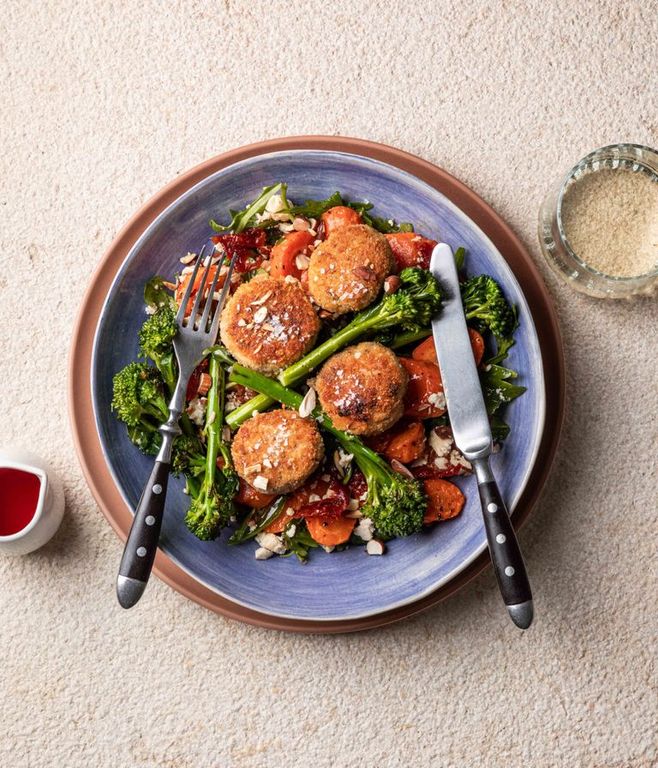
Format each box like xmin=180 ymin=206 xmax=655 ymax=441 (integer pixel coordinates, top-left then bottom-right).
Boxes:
xmin=90 ymin=148 xmax=547 ymax=622
xmin=68 ymin=135 xmax=565 ymax=633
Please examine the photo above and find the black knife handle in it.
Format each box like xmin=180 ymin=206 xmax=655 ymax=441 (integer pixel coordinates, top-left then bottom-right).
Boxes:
xmin=474 ymin=462 xmax=533 ymax=628
xmin=116 ymin=459 xmax=170 ymax=608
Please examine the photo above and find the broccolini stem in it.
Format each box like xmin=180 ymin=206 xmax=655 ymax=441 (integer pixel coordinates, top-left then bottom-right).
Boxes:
xmin=226 ymin=392 xmax=275 ymax=429
xmin=278 ymin=307 xmax=388 ymax=386
xmin=389 ymin=328 xmax=431 ymax=349
xmin=203 ymin=352 xmax=225 ymax=481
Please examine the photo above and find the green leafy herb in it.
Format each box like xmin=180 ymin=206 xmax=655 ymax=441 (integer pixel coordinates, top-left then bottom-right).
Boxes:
xmin=144 ymin=276 xmax=176 ymax=311
xmin=290 ymin=190 xmax=343 ymax=219
xmin=454 ymin=246 xmax=466 ymax=271
xmin=480 ymin=363 xmax=526 ymax=415
xmin=228 ymin=497 xmax=285 ymax=545
xmin=210 ymin=183 xmax=285 ymax=233
xmin=490 ymin=415 xmax=511 ymax=442
xmin=281 ymin=521 xmax=319 ymax=563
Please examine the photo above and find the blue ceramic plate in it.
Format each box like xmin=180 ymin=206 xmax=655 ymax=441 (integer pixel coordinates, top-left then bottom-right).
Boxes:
xmin=92 ymin=150 xmax=545 ymax=621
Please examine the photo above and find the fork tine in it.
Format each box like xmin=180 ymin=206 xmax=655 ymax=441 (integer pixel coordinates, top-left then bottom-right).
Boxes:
xmin=209 ymin=251 xmax=238 ymax=342
xmin=187 ymin=251 xmax=214 ymax=329
xmin=199 ymin=252 xmax=225 ymax=332
xmin=175 ymin=244 xmax=206 ymax=323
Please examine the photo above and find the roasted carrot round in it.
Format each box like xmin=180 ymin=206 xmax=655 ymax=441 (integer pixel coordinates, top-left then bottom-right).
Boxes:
xmin=367 ymin=420 xmax=426 ymax=464
xmin=235 ymin=479 xmax=277 ymax=510
xmin=175 ymin=265 xmax=228 ymax=315
xmin=385 ymin=232 xmax=437 ymax=271
xmin=306 ymin=515 xmax=356 ymax=546
xmin=422 ymin=478 xmax=465 ymax=524
xmin=270 ymin=230 xmax=315 ymax=280
xmin=320 ymin=206 xmax=362 ymax=237
xmin=412 ymin=328 xmax=485 ymax=367
xmin=398 ymin=357 xmax=446 ymax=418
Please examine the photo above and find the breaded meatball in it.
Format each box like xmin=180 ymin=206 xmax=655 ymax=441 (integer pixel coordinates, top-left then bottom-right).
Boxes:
xmin=220 ymin=275 xmax=320 ymax=375
xmin=315 ymin=342 xmax=408 ymax=436
xmin=231 ymin=409 xmax=324 ymax=495
xmin=308 ymin=224 xmax=394 ymax=314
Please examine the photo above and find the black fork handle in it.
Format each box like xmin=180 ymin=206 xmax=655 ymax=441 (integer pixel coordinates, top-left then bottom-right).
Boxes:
xmin=116 ymin=459 xmax=171 ymax=608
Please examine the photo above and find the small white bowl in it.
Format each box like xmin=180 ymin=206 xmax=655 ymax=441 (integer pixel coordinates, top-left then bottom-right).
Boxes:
xmin=0 ymin=449 xmax=65 ymax=555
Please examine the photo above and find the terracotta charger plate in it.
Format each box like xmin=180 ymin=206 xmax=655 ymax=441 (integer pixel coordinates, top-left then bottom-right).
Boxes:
xmin=69 ymin=136 xmax=564 ymax=633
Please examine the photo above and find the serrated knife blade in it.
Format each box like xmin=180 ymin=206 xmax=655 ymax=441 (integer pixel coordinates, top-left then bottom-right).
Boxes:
xmin=429 ymin=243 xmax=533 ymax=629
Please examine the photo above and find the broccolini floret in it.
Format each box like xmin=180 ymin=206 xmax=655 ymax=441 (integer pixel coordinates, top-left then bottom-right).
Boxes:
xmin=138 ymin=305 xmax=178 ymax=393
xmin=112 ymin=362 xmax=169 ymax=455
xmin=460 ymin=275 xmax=517 ymax=343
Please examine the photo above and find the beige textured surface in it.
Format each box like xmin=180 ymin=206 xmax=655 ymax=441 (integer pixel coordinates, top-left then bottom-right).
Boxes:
xmin=1 ymin=1 xmax=657 ymax=766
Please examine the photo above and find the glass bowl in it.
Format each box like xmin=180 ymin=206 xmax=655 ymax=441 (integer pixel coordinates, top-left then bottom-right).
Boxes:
xmin=539 ymin=143 xmax=657 ymax=299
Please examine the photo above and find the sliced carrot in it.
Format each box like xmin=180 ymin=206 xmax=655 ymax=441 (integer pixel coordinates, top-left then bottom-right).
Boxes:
xmin=306 ymin=516 xmax=356 ymax=546
xmin=367 ymin=420 xmax=426 ymax=464
xmin=175 ymin=265 xmax=230 ymax=316
xmin=385 ymin=232 xmax=437 ymax=271
xmin=270 ymin=230 xmax=315 ymax=280
xmin=320 ymin=206 xmax=362 ymax=236
xmin=412 ymin=328 xmax=485 ymax=367
xmin=263 ymin=473 xmax=340 ymax=533
xmin=422 ymin=478 xmax=465 ymax=524
xmin=235 ymin=478 xmax=276 ymax=510
xmin=398 ymin=357 xmax=446 ymax=419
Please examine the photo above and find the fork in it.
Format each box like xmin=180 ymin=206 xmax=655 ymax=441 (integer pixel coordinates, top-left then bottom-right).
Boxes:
xmin=116 ymin=243 xmax=237 ymax=609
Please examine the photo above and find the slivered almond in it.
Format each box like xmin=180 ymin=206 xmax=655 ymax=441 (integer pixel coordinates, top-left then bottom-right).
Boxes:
xmin=197 ymin=373 xmax=212 ymax=396
xmin=292 ymin=216 xmax=310 ymax=231
xmin=180 ymin=252 xmax=196 ymax=264
xmin=251 ymin=290 xmax=273 ymax=305
xmin=206 ymin=411 xmax=216 ymax=426
xmin=295 ymin=253 xmax=310 ymax=270
xmin=390 ymin=459 xmax=414 ymax=479
xmin=244 ymin=463 xmax=262 ymax=474
xmin=298 ymin=386 xmax=316 ymax=418
xmin=253 ymin=306 xmax=268 ymax=323
xmin=162 ymin=280 xmax=177 ymax=291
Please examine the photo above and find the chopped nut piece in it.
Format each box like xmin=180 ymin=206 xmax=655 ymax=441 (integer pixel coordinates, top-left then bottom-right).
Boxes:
xmin=384 ymin=275 xmax=401 ymax=294
xmin=197 ymin=372 xmax=212 ymax=396
xmin=180 ymin=252 xmax=197 ymax=265
xmin=253 ymin=475 xmax=269 ymax=491
xmin=366 ymin=539 xmax=386 ymax=556
xmin=354 ymin=518 xmax=375 ymax=542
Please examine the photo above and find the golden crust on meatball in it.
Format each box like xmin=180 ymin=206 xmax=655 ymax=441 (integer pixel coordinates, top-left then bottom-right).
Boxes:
xmin=231 ymin=409 xmax=325 ymax=495
xmin=220 ymin=275 xmax=320 ymax=375
xmin=315 ymin=342 xmax=408 ymax=435
xmin=308 ymin=224 xmax=394 ymax=314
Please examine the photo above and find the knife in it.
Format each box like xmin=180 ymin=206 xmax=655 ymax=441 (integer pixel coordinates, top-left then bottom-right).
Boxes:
xmin=429 ymin=243 xmax=533 ymax=629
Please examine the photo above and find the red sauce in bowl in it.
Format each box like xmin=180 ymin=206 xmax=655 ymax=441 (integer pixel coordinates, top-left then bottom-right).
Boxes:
xmin=0 ymin=468 xmax=41 ymax=536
